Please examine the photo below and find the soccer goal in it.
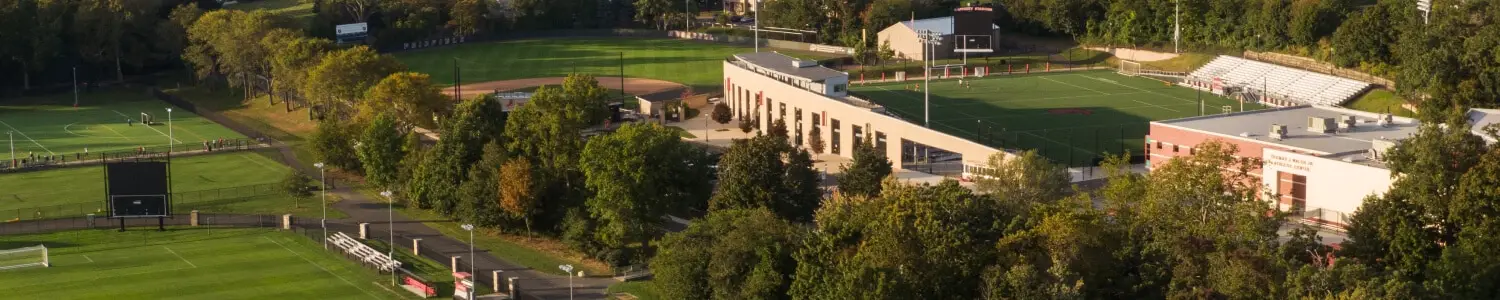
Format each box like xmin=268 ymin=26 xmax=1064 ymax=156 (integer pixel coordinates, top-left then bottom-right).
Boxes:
xmin=1118 ymin=60 xmax=1143 ymax=76
xmin=0 ymin=245 xmax=50 ymax=271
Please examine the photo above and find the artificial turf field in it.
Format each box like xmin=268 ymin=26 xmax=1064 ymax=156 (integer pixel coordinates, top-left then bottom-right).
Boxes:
xmin=851 ymin=70 xmax=1266 ymax=166
xmin=395 ymin=37 xmax=840 ymax=89
xmin=0 ymin=228 xmax=409 ymax=299
xmin=0 ymin=89 xmax=244 ymax=156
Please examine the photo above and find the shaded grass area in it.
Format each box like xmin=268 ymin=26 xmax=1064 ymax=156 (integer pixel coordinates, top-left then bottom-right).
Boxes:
xmin=1345 ymin=89 xmax=1416 ymax=118
xmin=356 ymin=188 xmax=611 ymax=276
xmin=0 ymin=150 xmax=341 ymax=219
xmin=0 ymin=88 xmax=245 ymax=155
xmin=851 ymin=70 xmax=1263 ymax=166
xmin=0 ymin=227 xmax=411 ymax=299
xmin=230 ymin=0 xmax=316 ymax=27
xmin=846 ymin=48 xmax=1113 ymax=80
xmin=608 ymin=280 xmax=661 ymax=300
xmin=394 ymin=37 xmax=840 ymax=91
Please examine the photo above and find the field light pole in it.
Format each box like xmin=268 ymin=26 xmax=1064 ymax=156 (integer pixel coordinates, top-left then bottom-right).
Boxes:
xmin=559 ymin=264 xmax=574 ymax=300
xmin=380 ymin=190 xmax=395 ymax=286
xmin=314 ymin=162 xmax=327 ymax=248
xmin=462 ymin=224 xmax=475 ymax=300
xmin=917 ymin=30 xmax=942 ymax=127
xmin=166 ymin=108 xmax=173 ymax=153
xmin=753 ymin=0 xmax=760 ymax=52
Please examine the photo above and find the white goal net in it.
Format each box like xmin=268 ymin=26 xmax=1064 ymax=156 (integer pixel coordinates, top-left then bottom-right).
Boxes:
xmin=0 ymin=245 xmax=49 ymax=271
xmin=1118 ymin=60 xmax=1143 ymax=76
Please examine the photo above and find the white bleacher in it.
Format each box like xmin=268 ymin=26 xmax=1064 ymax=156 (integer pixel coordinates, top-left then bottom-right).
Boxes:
xmin=329 ymin=232 xmax=401 ymax=272
xmin=1184 ymin=56 xmax=1371 ymax=106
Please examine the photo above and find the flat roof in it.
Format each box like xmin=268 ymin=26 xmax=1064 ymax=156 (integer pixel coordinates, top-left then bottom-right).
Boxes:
xmin=1468 ymin=108 xmax=1500 ymax=144
xmin=898 ymin=16 xmax=1000 ymax=36
xmin=1155 ymin=105 xmax=1420 ymax=156
xmin=732 ymin=52 xmax=846 ymax=81
xmin=636 ymin=89 xmax=682 ymax=103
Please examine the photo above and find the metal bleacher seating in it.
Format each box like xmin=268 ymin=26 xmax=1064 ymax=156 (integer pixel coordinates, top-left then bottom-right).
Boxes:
xmin=1185 ymin=56 xmax=1371 ymax=106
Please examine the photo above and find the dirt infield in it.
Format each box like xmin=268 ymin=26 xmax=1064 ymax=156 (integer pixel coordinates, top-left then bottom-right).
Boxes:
xmin=440 ymin=77 xmax=687 ymax=99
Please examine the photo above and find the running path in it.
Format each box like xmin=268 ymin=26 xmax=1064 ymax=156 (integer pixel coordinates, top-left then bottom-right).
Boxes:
xmin=441 ymin=76 xmax=685 ymax=100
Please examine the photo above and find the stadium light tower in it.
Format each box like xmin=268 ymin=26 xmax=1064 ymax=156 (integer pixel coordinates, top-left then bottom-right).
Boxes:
xmin=166 ymin=108 xmax=173 ymax=154
xmin=380 ymin=190 xmax=395 ymax=286
xmin=314 ymin=162 xmax=327 ymax=248
xmin=917 ymin=30 xmax=943 ymax=127
xmin=462 ymin=224 xmax=476 ymax=300
xmin=753 ymin=0 xmax=761 ymax=52
xmin=7 ymin=131 xmax=12 ymax=165
xmin=559 ymin=264 xmax=575 ymax=300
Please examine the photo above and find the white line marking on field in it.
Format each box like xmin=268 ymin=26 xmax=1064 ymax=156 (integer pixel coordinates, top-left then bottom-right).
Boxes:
xmin=82 ymin=254 xmax=94 ymax=263
xmin=111 ymin=110 xmax=180 ymax=143
xmin=0 ymin=120 xmax=56 ymax=156
xmin=1040 ymin=76 xmax=1109 ymax=95
xmin=262 ymin=236 xmax=380 ymax=299
xmin=163 ymin=246 xmax=196 ymax=268
xmin=1079 ymin=74 xmax=1200 ymax=104
xmin=237 ymin=153 xmax=282 ymax=172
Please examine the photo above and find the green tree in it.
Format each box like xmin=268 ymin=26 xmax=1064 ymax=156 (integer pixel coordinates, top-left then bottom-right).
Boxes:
xmin=739 ymin=118 xmax=757 ymax=133
xmin=837 ymin=138 xmax=891 ymax=199
xmin=357 ymin=113 xmax=406 ymax=189
xmin=311 ymin=119 xmax=361 ymax=171
xmin=423 ymin=95 xmax=506 ymax=214
xmin=265 ymin=36 xmax=333 ymax=109
xmin=155 ymin=4 xmax=203 ymax=75
xmin=807 ymin=126 xmax=825 ymax=155
xmin=73 ymin=0 xmax=159 ymax=82
xmin=781 ymin=148 xmax=822 ymax=222
xmin=711 ymin=102 xmax=733 ymax=125
xmin=504 ymin=74 xmax=610 ymax=227
xmin=303 ymin=45 xmax=405 ymax=114
xmin=710 ymin=136 xmax=787 ymax=212
xmin=973 ymin=150 xmax=1072 ymax=202
xmin=1329 ymin=6 xmax=1395 ymax=67
xmin=281 ymin=171 xmax=316 ymax=208
xmin=861 ymin=0 xmax=911 ymax=34
xmin=653 ymin=208 xmax=804 ymax=300
xmin=768 ymin=118 xmax=789 ymax=139
xmin=361 ymin=72 xmax=451 ymax=129
xmin=449 ymin=0 xmax=490 ymax=36
xmin=580 ymin=122 xmax=713 ymax=249
xmin=457 ymin=141 xmax=507 ymax=227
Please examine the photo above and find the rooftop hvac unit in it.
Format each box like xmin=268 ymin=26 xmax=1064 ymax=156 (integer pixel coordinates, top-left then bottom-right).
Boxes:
xmin=1308 ymin=117 xmax=1336 ymax=133
xmin=792 ymin=60 xmax=818 ymax=68
xmin=1377 ymin=114 xmax=1394 ymax=127
xmin=1270 ymin=124 xmax=1288 ymax=140
xmin=1368 ymin=137 xmax=1398 ymax=161
xmin=1339 ymin=115 xmax=1356 ymax=131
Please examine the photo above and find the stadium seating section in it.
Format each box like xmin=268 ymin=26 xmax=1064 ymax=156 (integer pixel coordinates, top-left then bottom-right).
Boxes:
xmin=1186 ymin=56 xmax=1370 ymax=106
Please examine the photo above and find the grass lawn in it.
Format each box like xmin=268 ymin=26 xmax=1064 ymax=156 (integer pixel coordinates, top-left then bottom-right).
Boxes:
xmin=0 ymin=150 xmax=340 ymax=220
xmin=0 ymin=89 xmax=245 ymax=156
xmin=1121 ymin=52 xmax=1221 ymax=73
xmin=356 ymin=188 xmax=611 ymax=276
xmin=608 ymin=280 xmax=661 ymax=300
xmin=1345 ymin=89 xmax=1416 ymax=118
xmin=394 ymin=37 xmax=842 ymax=90
xmin=851 ymin=70 xmax=1264 ymax=166
xmin=0 ymin=228 xmax=412 ymax=299
xmin=229 ymin=0 xmax=315 ymax=27
xmin=847 ymin=48 xmax=1113 ymax=79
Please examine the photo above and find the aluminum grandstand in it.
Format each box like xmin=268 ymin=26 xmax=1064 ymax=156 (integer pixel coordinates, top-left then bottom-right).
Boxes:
xmin=1183 ymin=56 xmax=1371 ymax=107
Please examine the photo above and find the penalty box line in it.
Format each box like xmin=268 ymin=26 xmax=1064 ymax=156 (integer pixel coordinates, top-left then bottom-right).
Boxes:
xmin=0 ymin=119 xmax=56 ymax=156
xmin=111 ymin=110 xmax=181 ymax=144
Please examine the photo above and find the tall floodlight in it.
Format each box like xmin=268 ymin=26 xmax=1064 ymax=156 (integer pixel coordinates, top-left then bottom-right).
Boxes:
xmin=314 ymin=162 xmax=327 ymax=248
xmin=166 ymin=108 xmax=173 ymax=154
xmin=7 ymin=131 xmax=12 ymax=165
xmin=1174 ymin=0 xmax=1181 ymax=53
xmin=917 ymin=30 xmax=943 ymax=127
xmin=380 ymin=190 xmax=395 ymax=285
xmin=559 ymin=264 xmax=575 ymax=300
xmin=462 ymin=224 xmax=476 ymax=300
xmin=753 ymin=1 xmax=761 ymax=52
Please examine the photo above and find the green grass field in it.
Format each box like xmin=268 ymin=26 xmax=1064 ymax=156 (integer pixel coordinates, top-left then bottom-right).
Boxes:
xmin=394 ymin=37 xmax=841 ymax=90
xmin=1345 ymin=89 xmax=1416 ymax=118
xmin=0 ymin=228 xmax=410 ymax=299
xmin=0 ymin=89 xmax=245 ymax=156
xmin=851 ymin=70 xmax=1264 ymax=166
xmin=0 ymin=151 xmax=337 ymax=220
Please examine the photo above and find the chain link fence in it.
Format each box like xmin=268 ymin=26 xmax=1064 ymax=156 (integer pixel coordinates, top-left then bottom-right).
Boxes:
xmin=0 ymin=183 xmax=285 ymax=223
xmin=0 ymin=138 xmax=266 ymax=173
xmin=0 ymin=213 xmax=283 ymax=235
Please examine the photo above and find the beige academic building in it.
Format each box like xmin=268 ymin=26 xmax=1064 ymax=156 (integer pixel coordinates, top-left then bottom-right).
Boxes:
xmin=721 ymin=52 xmax=1004 ymax=172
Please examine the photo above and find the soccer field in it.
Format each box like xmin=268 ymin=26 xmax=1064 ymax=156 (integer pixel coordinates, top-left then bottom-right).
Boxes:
xmin=0 ymin=228 xmax=408 ymax=299
xmin=851 ymin=70 xmax=1264 ymax=166
xmin=0 ymin=89 xmax=245 ymax=157
xmin=394 ymin=37 xmax=842 ymax=89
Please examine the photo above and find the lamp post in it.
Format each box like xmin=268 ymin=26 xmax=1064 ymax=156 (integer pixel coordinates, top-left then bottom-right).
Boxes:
xmin=314 ymin=162 xmax=327 ymax=248
xmin=166 ymin=108 xmax=173 ymax=153
xmin=753 ymin=0 xmax=760 ymax=52
xmin=380 ymin=190 xmax=395 ymax=285
xmin=462 ymin=224 xmax=476 ymax=300
xmin=917 ymin=30 xmax=942 ymax=127
xmin=559 ymin=264 xmax=574 ymax=300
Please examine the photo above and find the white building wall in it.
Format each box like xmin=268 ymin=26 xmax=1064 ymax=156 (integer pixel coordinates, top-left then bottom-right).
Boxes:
xmin=1261 ymin=148 xmax=1392 ymax=217
xmin=724 ymin=60 xmax=1005 ymax=169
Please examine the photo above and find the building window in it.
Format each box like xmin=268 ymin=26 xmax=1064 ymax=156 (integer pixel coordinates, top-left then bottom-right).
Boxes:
xmin=852 ymin=125 xmax=864 ymax=144
xmin=831 ymin=119 xmax=842 ymax=154
xmin=875 ymin=131 xmax=887 ymax=155
xmin=794 ymin=108 xmax=804 ymax=146
xmin=834 ymin=84 xmax=847 ymax=93
xmin=779 ymin=103 xmax=786 ymax=119
xmin=1172 ymin=145 xmax=1179 ymax=153
xmin=811 ymin=113 xmax=820 ymax=127
xmin=1155 ymin=142 xmax=1162 ymax=149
